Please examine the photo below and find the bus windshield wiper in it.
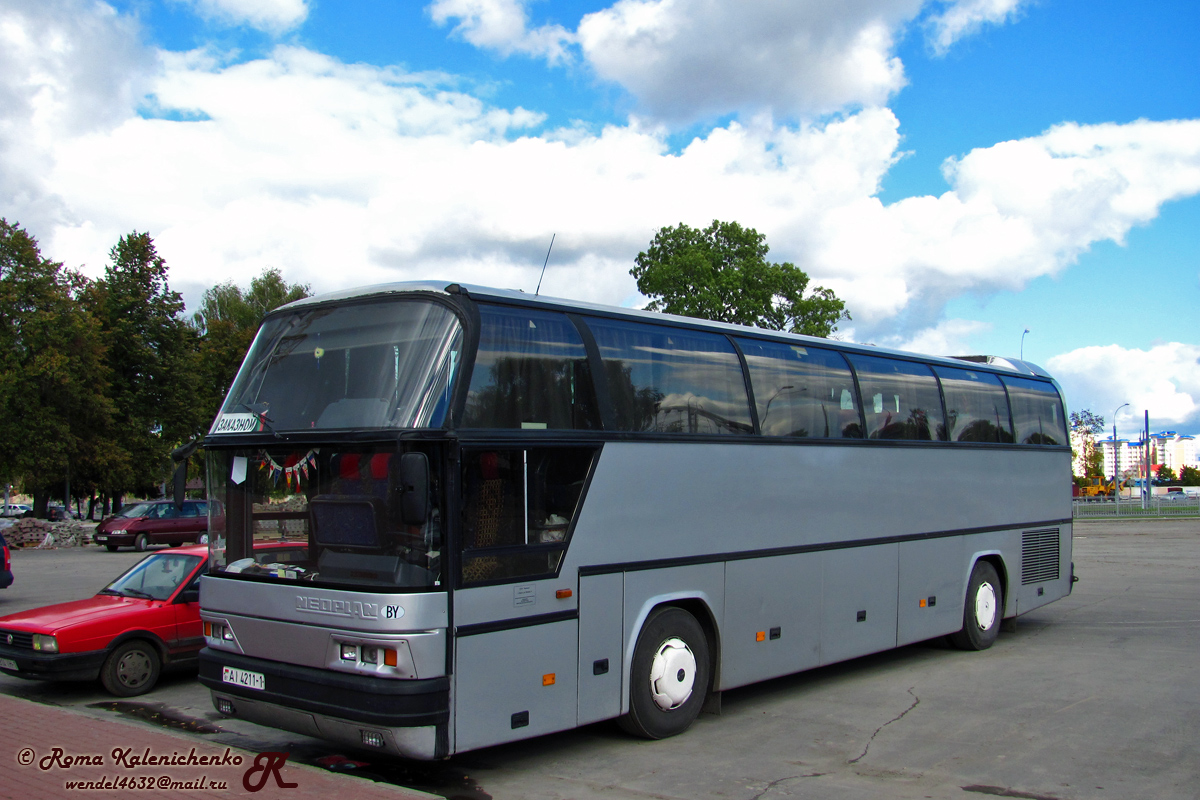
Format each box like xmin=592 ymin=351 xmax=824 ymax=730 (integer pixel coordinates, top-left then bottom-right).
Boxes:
xmin=239 ymin=403 xmax=285 ymax=439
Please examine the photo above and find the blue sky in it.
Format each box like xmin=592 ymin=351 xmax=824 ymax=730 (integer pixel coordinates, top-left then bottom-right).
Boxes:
xmin=1 ymin=0 xmax=1198 ymax=437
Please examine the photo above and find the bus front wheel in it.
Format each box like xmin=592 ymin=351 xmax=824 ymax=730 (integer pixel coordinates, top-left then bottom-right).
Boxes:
xmin=619 ymin=606 xmax=710 ymax=740
xmin=950 ymin=560 xmax=1002 ymax=651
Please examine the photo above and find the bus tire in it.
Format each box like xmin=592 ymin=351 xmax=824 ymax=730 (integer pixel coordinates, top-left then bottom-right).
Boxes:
xmin=619 ymin=606 xmax=710 ymax=740
xmin=950 ymin=560 xmax=1002 ymax=651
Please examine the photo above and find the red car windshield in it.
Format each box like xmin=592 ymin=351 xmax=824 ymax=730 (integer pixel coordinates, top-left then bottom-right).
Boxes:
xmin=115 ymin=502 xmax=156 ymax=519
xmin=99 ymin=553 xmax=202 ymax=601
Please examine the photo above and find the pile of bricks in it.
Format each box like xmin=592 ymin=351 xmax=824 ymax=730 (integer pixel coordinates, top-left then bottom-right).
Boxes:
xmin=5 ymin=518 xmax=97 ymax=549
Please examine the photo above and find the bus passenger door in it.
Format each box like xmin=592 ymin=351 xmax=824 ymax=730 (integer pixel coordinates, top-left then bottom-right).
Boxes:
xmin=451 ymin=447 xmax=594 ymax=753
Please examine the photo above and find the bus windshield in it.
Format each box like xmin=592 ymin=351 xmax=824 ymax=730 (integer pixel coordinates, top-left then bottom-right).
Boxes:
xmin=215 ymin=298 xmax=462 ymax=433
xmin=206 ymin=446 xmax=442 ymax=590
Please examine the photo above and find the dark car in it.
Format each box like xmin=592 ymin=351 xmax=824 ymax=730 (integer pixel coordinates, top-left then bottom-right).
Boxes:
xmin=0 ymin=541 xmax=304 ymax=696
xmin=93 ymin=500 xmax=219 ymax=552
xmin=0 ymin=531 xmax=11 ymax=589
xmin=46 ymin=506 xmax=81 ymax=522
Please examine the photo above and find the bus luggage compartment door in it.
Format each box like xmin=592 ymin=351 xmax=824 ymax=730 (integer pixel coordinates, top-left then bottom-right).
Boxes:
xmin=453 ymin=615 xmax=578 ymax=753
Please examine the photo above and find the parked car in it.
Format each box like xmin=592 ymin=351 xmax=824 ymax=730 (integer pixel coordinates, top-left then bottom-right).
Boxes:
xmin=46 ymin=506 xmax=82 ymax=521
xmin=0 ymin=541 xmax=305 ymax=696
xmin=0 ymin=504 xmax=30 ymax=518
xmin=93 ymin=499 xmax=219 ymax=551
xmin=0 ymin=531 xmax=11 ymax=589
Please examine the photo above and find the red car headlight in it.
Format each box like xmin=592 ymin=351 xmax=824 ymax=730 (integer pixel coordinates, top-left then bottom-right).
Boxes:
xmin=32 ymin=635 xmax=59 ymax=653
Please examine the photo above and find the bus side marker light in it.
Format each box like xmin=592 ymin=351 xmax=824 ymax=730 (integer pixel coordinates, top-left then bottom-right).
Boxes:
xmin=543 ymin=673 xmax=556 ymax=686
xmin=919 ymin=598 xmax=926 ymax=608
xmin=755 ymin=631 xmax=765 ymax=642
xmin=555 ymin=589 xmax=572 ymax=599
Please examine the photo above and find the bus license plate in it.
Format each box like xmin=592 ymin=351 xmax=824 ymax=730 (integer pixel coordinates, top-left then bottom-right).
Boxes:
xmin=222 ymin=666 xmax=264 ymax=690
xmin=0 ymin=658 xmax=17 ymax=671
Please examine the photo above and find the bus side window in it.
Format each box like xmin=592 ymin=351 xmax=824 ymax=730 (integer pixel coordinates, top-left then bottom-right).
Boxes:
xmin=463 ymin=306 xmax=601 ymax=430
xmin=460 ymin=448 xmax=596 ymax=585
xmin=587 ymin=318 xmax=753 ymax=434
xmin=933 ymin=366 xmax=1014 ymax=443
xmin=737 ymin=338 xmax=862 ymax=438
xmin=1002 ymin=377 xmax=1067 ymax=445
xmin=848 ymin=355 xmax=944 ymax=441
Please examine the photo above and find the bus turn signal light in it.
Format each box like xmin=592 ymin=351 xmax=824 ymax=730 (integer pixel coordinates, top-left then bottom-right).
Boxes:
xmin=543 ymin=673 xmax=556 ymax=686
xmin=556 ymin=589 xmax=572 ymax=599
xmin=755 ymin=631 xmax=766 ymax=642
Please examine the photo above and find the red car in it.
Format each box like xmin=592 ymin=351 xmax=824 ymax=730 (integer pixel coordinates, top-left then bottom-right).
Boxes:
xmin=93 ymin=499 xmax=219 ymax=552
xmin=0 ymin=542 xmax=304 ymax=696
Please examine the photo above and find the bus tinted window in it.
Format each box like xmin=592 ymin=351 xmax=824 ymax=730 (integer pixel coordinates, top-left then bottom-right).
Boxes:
xmin=587 ymin=319 xmax=753 ymax=434
xmin=849 ymin=355 xmax=944 ymax=441
xmin=1003 ymin=377 xmax=1067 ymax=445
xmin=934 ymin=367 xmax=1014 ymax=443
xmin=464 ymin=307 xmax=600 ymax=430
xmin=737 ymin=339 xmax=863 ymax=438
xmin=460 ymin=447 xmax=596 ymax=585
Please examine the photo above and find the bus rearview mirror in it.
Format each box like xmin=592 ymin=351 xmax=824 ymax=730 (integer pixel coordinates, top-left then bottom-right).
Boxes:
xmin=399 ymin=452 xmax=430 ymax=526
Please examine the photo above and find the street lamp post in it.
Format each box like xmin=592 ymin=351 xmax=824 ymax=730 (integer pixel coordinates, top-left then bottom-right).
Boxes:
xmin=1020 ymin=328 xmax=1030 ymax=360
xmin=1113 ymin=403 xmax=1129 ymax=503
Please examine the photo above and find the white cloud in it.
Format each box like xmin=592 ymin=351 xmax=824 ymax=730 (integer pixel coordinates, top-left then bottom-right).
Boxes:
xmin=1047 ymin=344 xmax=1200 ymax=433
xmin=884 ymin=318 xmax=992 ymax=355
xmin=576 ymin=0 xmax=918 ymax=121
xmin=177 ymin=0 xmax=308 ymax=34
xmin=925 ymin=0 xmax=1026 ymax=55
xmin=807 ymin=118 xmax=1200 ymax=326
xmin=428 ymin=0 xmax=1030 ymax=124
xmin=4 ymin=0 xmax=1200 ymax=385
xmin=428 ymin=0 xmax=573 ymax=63
xmin=0 ymin=0 xmax=149 ymax=235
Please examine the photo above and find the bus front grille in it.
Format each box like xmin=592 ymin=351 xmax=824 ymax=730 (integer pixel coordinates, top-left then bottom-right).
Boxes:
xmin=1021 ymin=529 xmax=1060 ymax=585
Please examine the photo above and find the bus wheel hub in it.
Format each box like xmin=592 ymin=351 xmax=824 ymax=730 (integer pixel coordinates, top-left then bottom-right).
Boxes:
xmin=975 ymin=582 xmax=997 ymax=630
xmin=649 ymin=637 xmax=696 ymax=711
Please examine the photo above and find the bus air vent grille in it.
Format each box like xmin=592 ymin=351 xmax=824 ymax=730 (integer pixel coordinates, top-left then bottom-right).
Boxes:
xmin=1021 ymin=529 xmax=1060 ymax=585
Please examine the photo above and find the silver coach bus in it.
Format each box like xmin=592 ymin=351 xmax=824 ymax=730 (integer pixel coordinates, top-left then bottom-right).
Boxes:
xmin=197 ymin=281 xmax=1073 ymax=759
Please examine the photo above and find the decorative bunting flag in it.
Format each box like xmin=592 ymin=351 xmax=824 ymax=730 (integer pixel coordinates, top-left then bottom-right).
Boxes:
xmin=257 ymin=449 xmax=320 ymax=492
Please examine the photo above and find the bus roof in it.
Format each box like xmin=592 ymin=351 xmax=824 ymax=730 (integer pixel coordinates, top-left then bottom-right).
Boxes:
xmin=275 ymin=280 xmax=1054 ymax=380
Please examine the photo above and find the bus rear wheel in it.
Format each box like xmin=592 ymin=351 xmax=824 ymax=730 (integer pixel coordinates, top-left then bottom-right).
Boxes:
xmin=950 ymin=560 xmax=1002 ymax=651
xmin=619 ymin=606 xmax=710 ymax=740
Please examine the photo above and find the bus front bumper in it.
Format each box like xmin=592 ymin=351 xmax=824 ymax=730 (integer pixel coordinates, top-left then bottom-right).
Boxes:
xmin=198 ymin=648 xmax=449 ymax=760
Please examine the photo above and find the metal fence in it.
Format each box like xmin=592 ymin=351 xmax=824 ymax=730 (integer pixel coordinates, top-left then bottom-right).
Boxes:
xmin=1073 ymin=497 xmax=1200 ymax=519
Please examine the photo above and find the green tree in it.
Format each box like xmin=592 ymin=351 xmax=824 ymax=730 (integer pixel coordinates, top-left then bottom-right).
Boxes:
xmin=631 ymin=220 xmax=849 ymax=337
xmin=1155 ymin=465 xmax=1177 ymax=483
xmin=0 ymin=220 xmax=113 ymax=515
xmin=88 ymin=232 xmax=201 ymax=499
xmin=1069 ymin=409 xmax=1105 ymax=480
xmin=192 ymin=268 xmax=311 ymax=428
xmin=1180 ymin=465 xmax=1200 ymax=486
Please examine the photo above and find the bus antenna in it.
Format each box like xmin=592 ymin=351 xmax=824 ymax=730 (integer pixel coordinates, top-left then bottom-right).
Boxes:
xmin=535 ymin=234 xmax=555 ymax=296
